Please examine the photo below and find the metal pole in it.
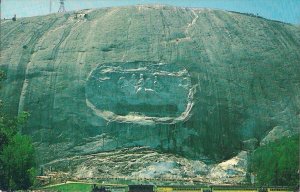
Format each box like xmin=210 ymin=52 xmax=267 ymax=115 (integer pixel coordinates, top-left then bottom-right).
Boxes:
xmin=50 ymin=0 xmax=52 ymax=13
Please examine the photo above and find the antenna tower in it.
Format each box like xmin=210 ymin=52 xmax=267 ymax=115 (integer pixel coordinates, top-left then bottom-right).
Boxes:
xmin=49 ymin=0 xmax=52 ymax=13
xmin=58 ymin=0 xmax=66 ymax=13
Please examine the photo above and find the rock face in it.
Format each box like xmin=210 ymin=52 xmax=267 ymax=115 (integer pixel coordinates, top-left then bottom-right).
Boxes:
xmin=0 ymin=5 xmax=299 ymax=183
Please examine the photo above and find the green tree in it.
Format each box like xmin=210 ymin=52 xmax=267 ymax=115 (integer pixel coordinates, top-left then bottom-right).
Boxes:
xmin=0 ymin=111 xmax=28 ymax=152
xmin=0 ymin=134 xmax=36 ymax=190
xmin=0 ymin=70 xmax=36 ymax=190
xmin=249 ymin=134 xmax=299 ymax=186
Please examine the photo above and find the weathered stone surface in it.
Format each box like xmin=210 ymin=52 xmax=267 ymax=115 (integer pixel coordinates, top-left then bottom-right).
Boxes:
xmin=242 ymin=138 xmax=258 ymax=151
xmin=44 ymin=147 xmax=210 ymax=181
xmin=0 ymin=5 xmax=299 ymax=182
xmin=260 ymin=126 xmax=292 ymax=146
xmin=207 ymin=151 xmax=248 ymax=184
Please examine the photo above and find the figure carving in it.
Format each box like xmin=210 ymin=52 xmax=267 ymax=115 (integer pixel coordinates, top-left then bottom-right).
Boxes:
xmin=86 ymin=62 xmax=193 ymax=123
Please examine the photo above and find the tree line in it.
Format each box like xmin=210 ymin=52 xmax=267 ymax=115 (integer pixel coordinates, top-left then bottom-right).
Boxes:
xmin=0 ymin=70 xmax=36 ymax=190
xmin=249 ymin=134 xmax=299 ymax=187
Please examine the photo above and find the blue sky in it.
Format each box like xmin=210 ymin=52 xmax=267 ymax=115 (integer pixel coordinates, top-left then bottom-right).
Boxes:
xmin=1 ymin=0 xmax=300 ymax=24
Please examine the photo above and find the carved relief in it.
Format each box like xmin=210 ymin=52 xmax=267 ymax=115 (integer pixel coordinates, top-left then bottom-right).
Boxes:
xmin=86 ymin=62 xmax=195 ymax=125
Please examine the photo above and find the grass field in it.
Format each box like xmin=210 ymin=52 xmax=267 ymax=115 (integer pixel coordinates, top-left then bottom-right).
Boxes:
xmin=43 ymin=182 xmax=93 ymax=192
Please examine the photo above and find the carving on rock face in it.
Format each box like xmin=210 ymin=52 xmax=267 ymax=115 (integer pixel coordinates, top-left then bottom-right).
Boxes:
xmin=85 ymin=61 xmax=196 ymax=125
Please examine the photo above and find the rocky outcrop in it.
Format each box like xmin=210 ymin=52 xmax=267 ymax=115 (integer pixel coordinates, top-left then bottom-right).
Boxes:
xmin=43 ymin=147 xmax=245 ymax=184
xmin=207 ymin=151 xmax=248 ymax=184
xmin=260 ymin=126 xmax=292 ymax=146
xmin=1 ymin=5 xmax=299 ymax=183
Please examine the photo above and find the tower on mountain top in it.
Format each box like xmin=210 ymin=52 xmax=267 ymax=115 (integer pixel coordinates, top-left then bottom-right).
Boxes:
xmin=58 ymin=0 xmax=66 ymax=13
